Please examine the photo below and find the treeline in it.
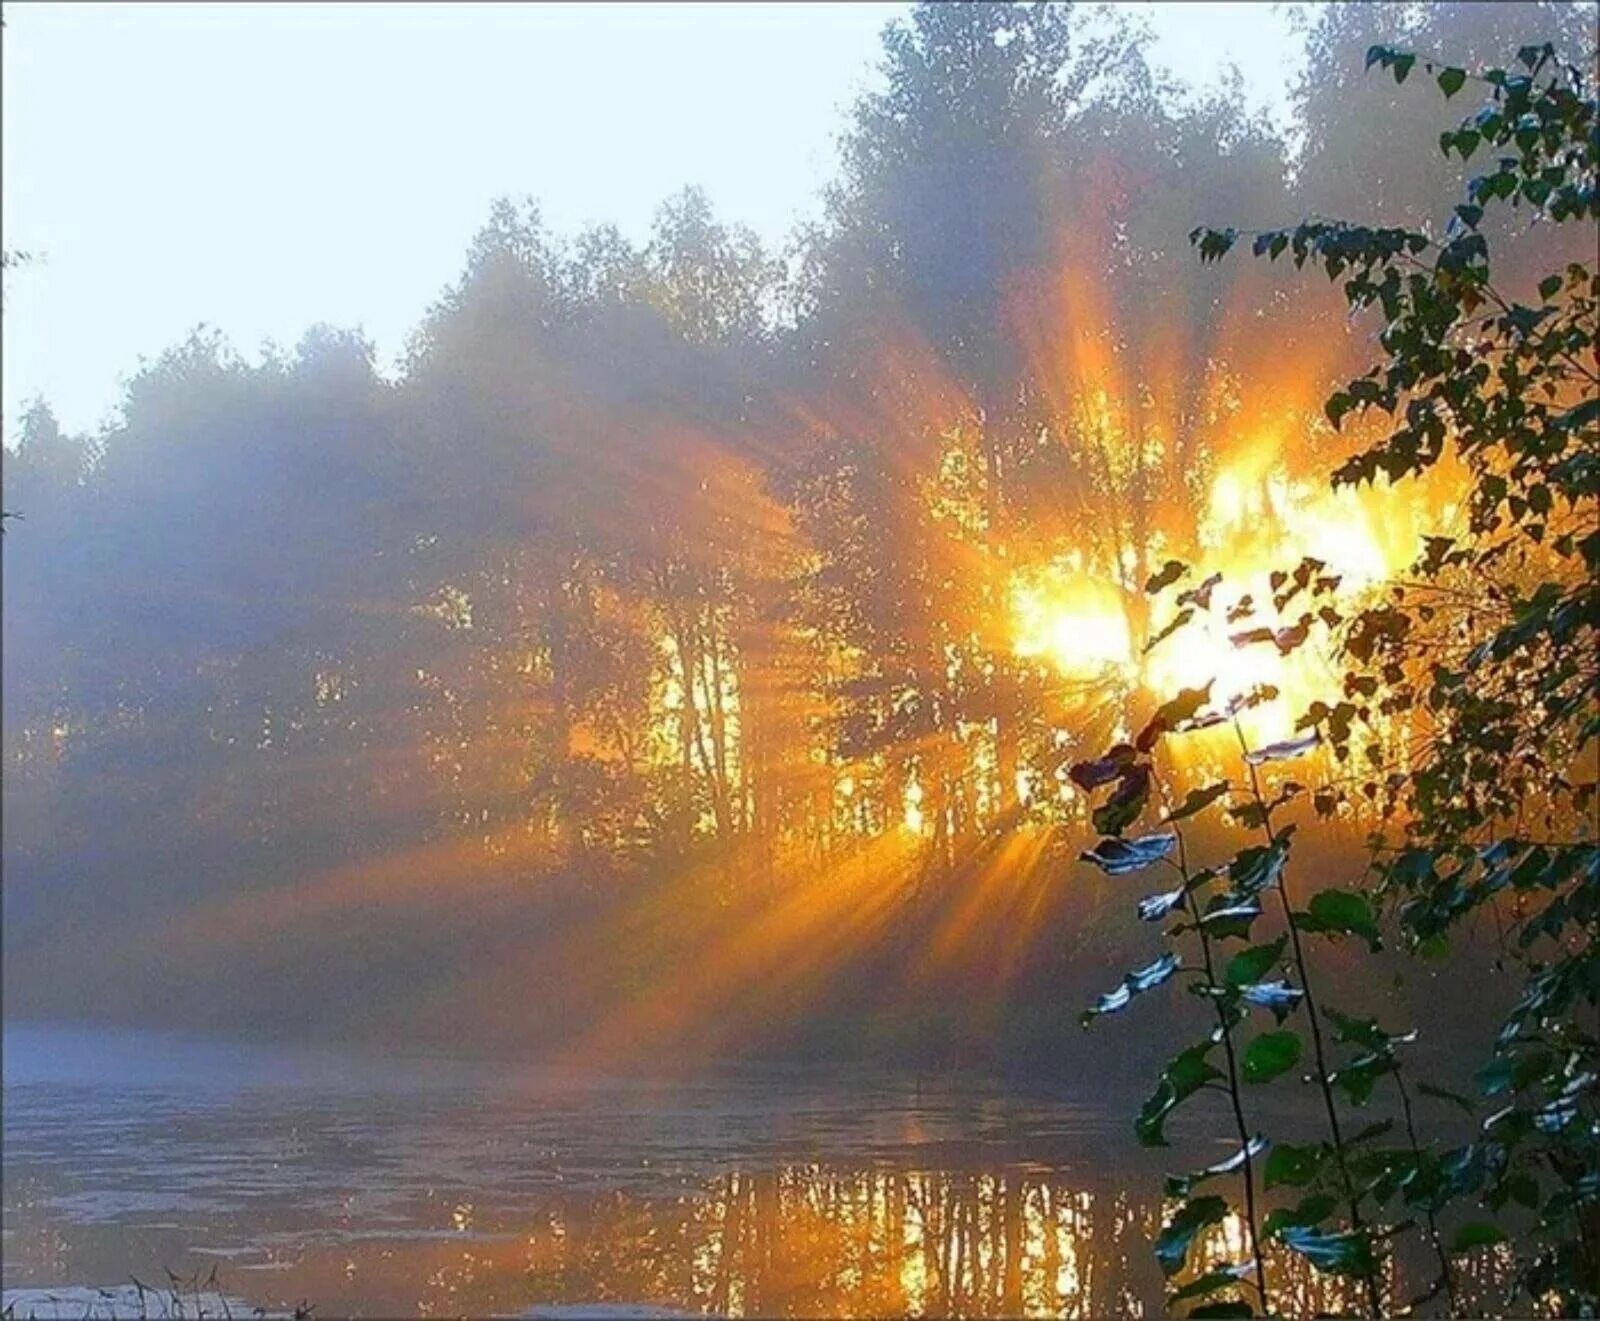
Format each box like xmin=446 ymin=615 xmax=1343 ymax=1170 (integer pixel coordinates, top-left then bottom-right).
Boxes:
xmin=1 ymin=2 xmax=1592 ymax=1050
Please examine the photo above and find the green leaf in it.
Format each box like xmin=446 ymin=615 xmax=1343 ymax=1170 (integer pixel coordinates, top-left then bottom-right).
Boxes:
xmin=1155 ymin=1195 xmax=1229 ymax=1277
xmin=1242 ymin=1030 xmax=1302 ymax=1084
xmin=1539 ymin=273 xmax=1563 ymax=300
xmin=1265 ymin=1141 xmax=1327 ymax=1189
xmin=1138 ymin=1042 xmax=1223 ymax=1146
xmin=1300 ymin=889 xmax=1382 ymax=951
xmin=1225 ymin=936 xmax=1286 ymax=988
xmin=1452 ymin=1222 xmax=1506 ymax=1251
xmin=1263 ymin=1193 xmax=1337 ymax=1238
xmin=1437 ymin=66 xmax=1466 ymax=97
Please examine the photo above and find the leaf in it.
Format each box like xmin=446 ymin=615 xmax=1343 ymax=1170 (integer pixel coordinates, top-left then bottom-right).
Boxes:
xmin=1163 ymin=782 xmax=1230 ymax=824
xmin=1168 ymin=1265 xmax=1252 ymax=1304
xmin=1080 ymin=832 xmax=1177 ymax=876
xmin=1539 ymin=273 xmax=1563 ymax=300
xmin=1244 ymin=731 xmax=1321 ymax=764
xmin=1137 ymin=682 xmax=1215 ymax=751
xmin=1229 ymin=835 xmax=1291 ymax=897
xmin=1239 ymin=980 xmax=1305 ymax=1023
xmin=1200 ymin=896 xmax=1263 ymax=942
xmin=1242 ymin=1030 xmax=1302 ymax=1084
xmin=1166 ymin=1136 xmax=1269 ymax=1198
xmin=1331 ymin=1051 xmax=1396 ymax=1106
xmin=1437 ymin=66 xmax=1466 ymax=97
xmin=1265 ymin=1142 xmax=1327 ymax=1189
xmin=1093 ymin=765 xmax=1153 ymax=836
xmin=1300 ymin=889 xmax=1382 ymax=951
xmin=1081 ymin=952 xmax=1181 ymax=1025
xmin=1263 ymin=1193 xmax=1337 ymax=1237
xmin=1280 ymin=1225 xmax=1377 ymax=1276
xmin=1146 ymin=559 xmax=1190 ymax=594
xmin=1068 ymin=744 xmax=1138 ymax=790
xmin=1177 ymin=572 xmax=1224 ymax=610
xmin=1155 ymin=1195 xmax=1229 ymax=1277
xmin=1138 ymin=888 xmax=1187 ymax=922
xmin=1452 ymin=1222 xmax=1506 ymax=1251
xmin=1138 ymin=1043 xmax=1223 ymax=1146
xmin=1224 ymin=936 xmax=1287 ymax=987
xmin=1146 ymin=607 xmax=1196 ymax=653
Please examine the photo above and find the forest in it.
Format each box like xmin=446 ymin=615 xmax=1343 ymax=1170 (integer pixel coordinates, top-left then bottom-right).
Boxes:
xmin=3 ymin=2 xmax=1600 ymax=1305
xmin=2 ymin=0 xmax=1591 ymax=1045
xmin=3 ymin=3 xmax=1599 ymax=1307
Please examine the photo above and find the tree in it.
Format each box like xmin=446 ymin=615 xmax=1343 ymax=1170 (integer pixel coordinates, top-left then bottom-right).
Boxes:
xmin=1185 ymin=36 xmax=1598 ymax=1310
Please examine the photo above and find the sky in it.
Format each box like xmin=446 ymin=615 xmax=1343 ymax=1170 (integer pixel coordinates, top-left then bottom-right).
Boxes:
xmin=1 ymin=2 xmax=1305 ymax=438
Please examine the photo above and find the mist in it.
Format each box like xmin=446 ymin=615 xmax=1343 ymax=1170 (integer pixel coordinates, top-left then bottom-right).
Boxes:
xmin=4 ymin=3 xmax=1598 ymax=1316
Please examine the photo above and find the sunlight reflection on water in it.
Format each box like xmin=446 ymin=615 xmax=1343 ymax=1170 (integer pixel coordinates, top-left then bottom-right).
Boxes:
xmin=2 ymin=1025 xmax=1507 ymax=1318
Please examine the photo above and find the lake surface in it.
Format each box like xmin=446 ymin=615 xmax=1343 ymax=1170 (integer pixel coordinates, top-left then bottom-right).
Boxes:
xmin=2 ymin=1024 xmax=1490 ymax=1318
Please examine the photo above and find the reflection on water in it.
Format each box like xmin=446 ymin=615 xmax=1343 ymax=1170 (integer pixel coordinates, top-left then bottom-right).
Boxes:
xmin=3 ymin=1026 xmax=1508 ymax=1318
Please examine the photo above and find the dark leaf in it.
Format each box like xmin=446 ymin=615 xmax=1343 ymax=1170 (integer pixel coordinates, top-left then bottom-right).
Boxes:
xmin=1265 ymin=1142 xmax=1328 ymax=1189
xmin=1244 ymin=732 xmax=1321 ymax=765
xmin=1138 ymin=682 xmax=1216 ymax=751
xmin=1263 ymin=1193 xmax=1337 ymax=1237
xmin=1155 ymin=1195 xmax=1229 ymax=1277
xmin=1177 ymin=572 xmax=1224 ymax=610
xmin=1163 ymin=782 xmax=1230 ymax=824
xmin=1080 ymin=832 xmax=1177 ymax=876
xmin=1229 ymin=835 xmax=1292 ymax=897
xmin=1417 ymin=1082 xmax=1474 ymax=1114
xmin=1138 ymin=1043 xmax=1223 ymax=1146
xmin=1452 ymin=1222 xmax=1506 ymax=1251
xmin=1280 ymin=1225 xmax=1377 ymax=1276
xmin=1093 ymin=765 xmax=1153 ymax=836
xmin=1068 ymin=744 xmax=1138 ymax=790
xmin=1146 ymin=559 xmax=1190 ymax=594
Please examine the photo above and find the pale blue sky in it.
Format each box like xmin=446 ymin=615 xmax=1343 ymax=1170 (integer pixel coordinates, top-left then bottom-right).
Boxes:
xmin=1 ymin=2 xmax=1304 ymax=437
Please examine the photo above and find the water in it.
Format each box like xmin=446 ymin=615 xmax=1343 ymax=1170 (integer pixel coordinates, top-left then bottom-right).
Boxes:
xmin=1 ymin=1024 xmax=1491 ymax=1318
